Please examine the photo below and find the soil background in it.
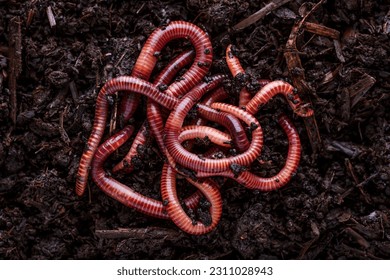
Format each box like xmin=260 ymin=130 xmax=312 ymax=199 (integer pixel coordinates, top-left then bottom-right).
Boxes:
xmin=0 ymin=0 xmax=389 ymax=259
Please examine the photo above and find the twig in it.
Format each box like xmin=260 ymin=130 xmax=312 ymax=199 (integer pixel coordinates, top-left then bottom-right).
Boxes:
xmin=8 ymin=16 xmax=22 ymax=125
xmin=346 ymin=159 xmax=371 ymax=203
xmin=303 ymin=22 xmax=340 ymax=39
xmin=297 ymin=0 xmax=326 ymax=30
xmin=356 ymin=172 xmax=379 ymax=188
xmin=284 ymin=1 xmax=326 ymax=155
xmin=95 ymin=227 xmax=185 ymax=240
xmin=233 ymin=0 xmax=292 ymax=31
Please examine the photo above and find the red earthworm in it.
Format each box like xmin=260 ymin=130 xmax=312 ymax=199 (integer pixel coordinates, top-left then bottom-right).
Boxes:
xmin=76 ymin=76 xmax=180 ymax=196
xmin=226 ymin=45 xmax=274 ymax=108
xmin=237 ymin=78 xmax=271 ymax=107
xmin=146 ymin=50 xmax=197 ymax=155
xmin=196 ymin=104 xmax=250 ymax=152
xmin=237 ymin=88 xmax=252 ymax=108
xmin=111 ymin=124 xmax=148 ymax=174
xmin=179 ymin=125 xmax=232 ymax=148
xmin=225 ymin=44 xmax=245 ymax=77
xmin=90 ymin=125 xmax=203 ymax=219
xmin=245 ymin=80 xmax=314 ymax=117
xmin=146 ymin=99 xmax=168 ymax=155
xmin=164 ymin=92 xmax=263 ymax=173
xmin=119 ymin=21 xmax=213 ymax=123
xmin=195 ymin=87 xmax=229 ymax=126
xmin=197 ymin=114 xmax=301 ymax=191
xmin=147 ymin=74 xmax=250 ymax=164
xmin=237 ymin=78 xmax=271 ymax=108
xmin=149 ymin=63 xmax=250 ymax=154
xmin=160 ymin=163 xmax=222 ymax=235
xmin=147 ymin=71 xmax=247 ymax=168
xmin=148 ymin=83 xmax=250 ymax=154
xmin=201 ymin=87 xmax=229 ymax=106
xmin=225 ymin=44 xmax=252 ymax=107
xmin=113 ymin=50 xmax=195 ymax=173
xmin=154 ymin=50 xmax=195 ymax=90
xmin=182 ymin=87 xmax=229 ymax=153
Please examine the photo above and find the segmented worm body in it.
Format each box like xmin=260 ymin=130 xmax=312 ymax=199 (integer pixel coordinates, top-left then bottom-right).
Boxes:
xmin=228 ymin=114 xmax=301 ymax=191
xmin=164 ymin=90 xmax=263 ymax=173
xmin=179 ymin=125 xmax=232 ymax=148
xmin=195 ymin=87 xmax=229 ymax=127
xmin=119 ymin=21 xmax=213 ymax=123
xmin=113 ymin=50 xmax=195 ymax=173
xmin=196 ymin=115 xmax=301 ymax=191
xmin=226 ymin=44 xmax=252 ymax=107
xmin=91 ymin=125 xmax=203 ymax=219
xmin=196 ymin=103 xmax=250 ymax=152
xmin=76 ymin=21 xmax=314 ymax=235
xmin=161 ymin=164 xmax=222 ymax=235
xmin=76 ymin=76 xmax=179 ymax=196
xmin=245 ymin=80 xmax=314 ymax=117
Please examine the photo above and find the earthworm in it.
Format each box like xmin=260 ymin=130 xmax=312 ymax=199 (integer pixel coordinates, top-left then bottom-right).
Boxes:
xmin=154 ymin=50 xmax=195 ymax=92
xmin=150 ymin=65 xmax=249 ymax=154
xmin=237 ymin=78 xmax=271 ymax=108
xmin=160 ymin=163 xmax=222 ymax=235
xmin=146 ymin=50 xmax=197 ymax=156
xmin=225 ymin=44 xmax=252 ymax=107
xmin=179 ymin=125 xmax=232 ymax=148
xmin=231 ymin=114 xmax=301 ymax=190
xmin=196 ymin=104 xmax=250 ymax=152
xmin=226 ymin=45 xmax=274 ymax=108
xmin=113 ymin=50 xmax=195 ymax=173
xmin=195 ymin=87 xmax=229 ymax=126
xmin=76 ymin=20 xmax=312 ymax=236
xmin=112 ymin=124 xmax=148 ymax=173
xmin=201 ymin=87 xmax=229 ymax=106
xmin=226 ymin=44 xmax=245 ymax=77
xmin=90 ymin=125 xmax=202 ymax=218
xmin=245 ymin=80 xmax=314 ymax=117
xmin=164 ymin=92 xmax=263 ymax=173
xmin=119 ymin=21 xmax=213 ymax=123
xmin=182 ymin=87 xmax=229 ymax=153
xmin=147 ymin=74 xmax=251 ymax=166
xmin=197 ymin=114 xmax=301 ymax=191
xmin=148 ymin=75 xmax=250 ymax=153
xmin=76 ymin=76 xmax=180 ymax=196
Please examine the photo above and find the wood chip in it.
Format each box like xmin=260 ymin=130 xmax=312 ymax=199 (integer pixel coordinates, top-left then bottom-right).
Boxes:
xmin=46 ymin=6 xmax=56 ymax=28
xmin=349 ymin=73 xmax=376 ymax=108
xmin=344 ymin=227 xmax=370 ymax=249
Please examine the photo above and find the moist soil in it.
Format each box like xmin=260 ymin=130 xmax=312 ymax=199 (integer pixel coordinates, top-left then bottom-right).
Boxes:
xmin=0 ymin=0 xmax=389 ymax=259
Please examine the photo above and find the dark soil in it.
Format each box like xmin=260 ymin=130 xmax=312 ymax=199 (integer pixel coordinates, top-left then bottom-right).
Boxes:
xmin=1 ymin=0 xmax=389 ymax=259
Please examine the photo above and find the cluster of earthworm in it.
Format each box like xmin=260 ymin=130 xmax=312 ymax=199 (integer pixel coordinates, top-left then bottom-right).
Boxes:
xmin=76 ymin=21 xmax=314 ymax=235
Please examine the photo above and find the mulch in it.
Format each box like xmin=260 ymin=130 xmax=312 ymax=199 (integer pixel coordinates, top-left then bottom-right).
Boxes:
xmin=0 ymin=0 xmax=389 ymax=259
